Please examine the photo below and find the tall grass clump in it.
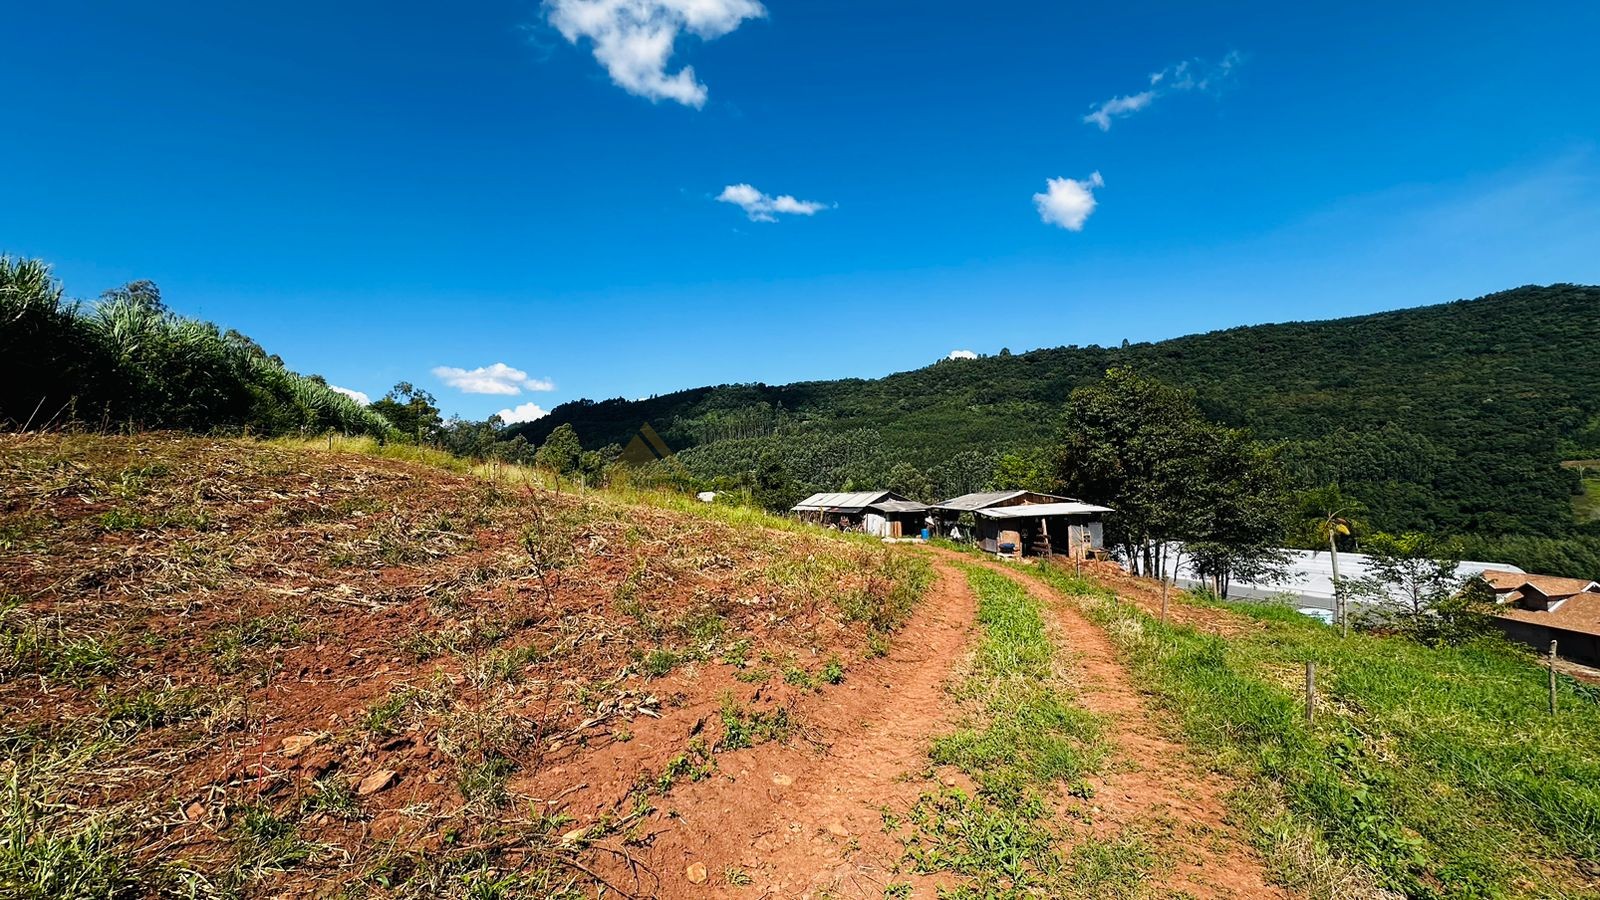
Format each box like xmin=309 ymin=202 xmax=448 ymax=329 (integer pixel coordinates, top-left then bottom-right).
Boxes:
xmin=1032 ymin=561 xmax=1600 ymax=900
xmin=0 ymin=256 xmax=391 ymax=437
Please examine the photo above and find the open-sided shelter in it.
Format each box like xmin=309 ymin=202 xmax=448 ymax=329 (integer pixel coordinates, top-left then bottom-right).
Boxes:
xmin=934 ymin=490 xmax=1111 ymax=557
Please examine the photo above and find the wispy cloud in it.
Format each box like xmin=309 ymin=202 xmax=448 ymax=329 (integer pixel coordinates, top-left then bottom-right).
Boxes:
xmin=432 ymin=363 xmax=555 ymax=396
xmin=1033 ymin=172 xmax=1104 ymax=231
xmin=1083 ymin=51 xmax=1241 ymax=130
xmin=544 ymin=0 xmax=766 ymax=108
xmin=495 ymin=402 xmax=551 ymax=424
xmin=329 ymin=386 xmax=370 ymax=405
xmin=947 ymin=349 xmax=978 ymax=360
xmin=717 ymin=183 xmax=830 ymax=222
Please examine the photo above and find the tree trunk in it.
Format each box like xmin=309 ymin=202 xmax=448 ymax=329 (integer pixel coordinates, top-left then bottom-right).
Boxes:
xmin=1329 ymin=531 xmax=1346 ymax=638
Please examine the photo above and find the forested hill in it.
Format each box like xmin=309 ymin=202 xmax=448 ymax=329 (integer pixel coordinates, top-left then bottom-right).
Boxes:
xmin=513 ymin=284 xmax=1600 ymax=540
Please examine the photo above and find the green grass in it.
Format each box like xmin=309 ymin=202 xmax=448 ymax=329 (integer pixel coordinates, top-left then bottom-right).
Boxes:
xmin=0 ymin=602 xmax=121 ymax=682
xmin=0 ymin=768 xmax=142 ymax=899
xmin=1030 ymin=562 xmax=1600 ymax=900
xmin=891 ymin=565 xmax=1112 ymax=898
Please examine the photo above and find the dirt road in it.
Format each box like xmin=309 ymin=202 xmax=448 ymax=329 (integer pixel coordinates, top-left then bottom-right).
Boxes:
xmin=941 ymin=549 xmax=1290 ymax=899
xmin=536 ymin=549 xmax=1289 ymax=898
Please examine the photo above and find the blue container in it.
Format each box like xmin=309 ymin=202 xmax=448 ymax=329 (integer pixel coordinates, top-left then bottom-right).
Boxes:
xmin=920 ymin=528 xmax=930 ymax=540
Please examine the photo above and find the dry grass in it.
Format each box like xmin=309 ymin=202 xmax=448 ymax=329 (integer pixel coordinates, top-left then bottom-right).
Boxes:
xmin=0 ymin=432 xmax=933 ymax=896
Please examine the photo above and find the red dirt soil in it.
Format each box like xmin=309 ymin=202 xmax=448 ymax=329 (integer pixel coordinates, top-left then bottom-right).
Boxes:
xmin=524 ymin=557 xmax=978 ymax=898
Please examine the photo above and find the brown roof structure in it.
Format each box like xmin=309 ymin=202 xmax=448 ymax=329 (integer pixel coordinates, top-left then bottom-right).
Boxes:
xmin=1480 ymin=569 xmax=1600 ymax=636
xmin=1496 ymin=591 xmax=1600 ymax=637
xmin=1481 ymin=570 xmax=1599 ymax=598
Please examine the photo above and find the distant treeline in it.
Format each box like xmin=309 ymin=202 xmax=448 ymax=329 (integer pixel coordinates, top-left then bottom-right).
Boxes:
xmin=511 ymin=284 xmax=1600 ymax=578
xmin=1 ymin=257 xmax=391 ymax=437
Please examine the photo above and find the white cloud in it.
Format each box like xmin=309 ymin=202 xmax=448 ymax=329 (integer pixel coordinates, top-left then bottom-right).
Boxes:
xmin=717 ymin=183 xmax=829 ymax=222
xmin=432 ymin=363 xmax=556 ymax=396
xmin=1034 ymin=172 xmax=1104 ymax=231
xmin=329 ymin=385 xmax=370 ymax=405
xmin=1083 ymin=51 xmax=1241 ymax=130
xmin=947 ymin=349 xmax=978 ymax=360
xmin=544 ymin=0 xmax=766 ymax=107
xmin=495 ymin=402 xmax=551 ymax=424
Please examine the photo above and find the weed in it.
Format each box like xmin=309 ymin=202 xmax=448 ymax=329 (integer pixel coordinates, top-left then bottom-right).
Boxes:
xmin=640 ymin=648 xmax=680 ymax=678
xmin=649 ymin=742 xmax=715 ymax=794
xmin=231 ymin=803 xmax=313 ymax=877
xmin=0 ymin=603 xmax=121 ymax=682
xmin=883 ymin=883 xmax=913 ymax=899
xmin=866 ymin=630 xmax=892 ymax=658
xmin=363 ymin=686 xmax=420 ymax=737
xmin=301 ymin=777 xmax=362 ymax=821
xmin=470 ymin=642 xmax=544 ymax=687
xmin=718 ymin=697 xmax=794 ymax=751
xmin=782 ymin=666 xmax=816 ymax=690
xmin=459 ymin=755 xmax=516 ymax=811
xmin=725 ymin=866 xmax=754 ymax=886
xmin=721 ymin=639 xmax=752 ymax=667
xmin=101 ymin=685 xmax=207 ymax=735
xmin=208 ymin=612 xmax=306 ymax=675
xmin=822 ymin=656 xmax=846 ymax=685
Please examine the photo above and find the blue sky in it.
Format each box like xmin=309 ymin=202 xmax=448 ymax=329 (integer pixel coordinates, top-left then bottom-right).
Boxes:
xmin=5 ymin=1 xmax=1599 ymax=421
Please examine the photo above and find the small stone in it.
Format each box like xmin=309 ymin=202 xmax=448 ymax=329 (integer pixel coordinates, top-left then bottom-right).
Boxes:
xmin=771 ymin=773 xmax=794 ymax=786
xmin=369 ymin=813 xmax=404 ymax=840
xmin=827 ymin=822 xmax=849 ymax=838
xmin=357 ymin=769 xmax=396 ymax=796
xmin=280 ymin=733 xmax=321 ymax=757
xmin=184 ymin=802 xmax=206 ymax=822
xmin=686 ymin=862 xmax=708 ymax=884
xmin=560 ymin=826 xmax=589 ymax=846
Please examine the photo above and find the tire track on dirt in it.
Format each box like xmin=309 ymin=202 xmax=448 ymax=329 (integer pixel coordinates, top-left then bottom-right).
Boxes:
xmin=936 ymin=548 xmax=1292 ymax=900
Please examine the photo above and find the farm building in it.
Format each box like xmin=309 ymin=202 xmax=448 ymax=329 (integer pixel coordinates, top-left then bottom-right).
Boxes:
xmin=790 ymin=490 xmax=930 ymax=538
xmin=933 ymin=490 xmax=1112 ymax=557
xmin=1480 ymin=570 xmax=1600 ymax=667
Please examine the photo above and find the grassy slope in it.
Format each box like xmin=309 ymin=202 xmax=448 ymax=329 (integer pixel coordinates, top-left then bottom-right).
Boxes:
xmin=0 ymin=434 xmax=933 ymax=898
xmin=1031 ymin=563 xmax=1600 ymax=900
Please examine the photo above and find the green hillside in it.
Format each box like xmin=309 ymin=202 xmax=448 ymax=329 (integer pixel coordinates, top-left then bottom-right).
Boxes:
xmin=513 ymin=284 xmax=1600 ymax=545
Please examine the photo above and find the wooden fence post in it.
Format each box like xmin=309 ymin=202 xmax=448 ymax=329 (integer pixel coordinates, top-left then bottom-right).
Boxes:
xmin=1549 ymin=640 xmax=1559 ymax=716
xmin=1305 ymin=661 xmax=1316 ymax=725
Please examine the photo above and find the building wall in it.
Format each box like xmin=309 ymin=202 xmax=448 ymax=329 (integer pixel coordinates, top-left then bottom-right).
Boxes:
xmin=1492 ymin=618 xmax=1600 ymax=668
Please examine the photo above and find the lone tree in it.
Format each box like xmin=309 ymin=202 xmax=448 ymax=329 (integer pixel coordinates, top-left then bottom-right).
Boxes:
xmin=535 ymin=423 xmax=584 ymax=477
xmin=1055 ymin=368 xmax=1289 ymax=594
xmin=369 ymin=382 xmax=442 ymax=443
xmin=1353 ymin=531 xmax=1491 ymax=644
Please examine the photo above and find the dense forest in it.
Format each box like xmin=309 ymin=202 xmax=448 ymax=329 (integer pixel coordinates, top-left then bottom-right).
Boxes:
xmin=510 ymin=285 xmax=1600 ymax=574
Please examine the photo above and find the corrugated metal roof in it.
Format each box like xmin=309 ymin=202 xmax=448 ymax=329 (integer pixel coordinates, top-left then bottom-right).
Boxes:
xmin=977 ymin=502 xmax=1113 ymax=519
xmin=934 ymin=490 xmax=1029 ymax=511
xmin=792 ymin=490 xmax=895 ymax=512
xmin=869 ymin=499 xmax=929 ymax=513
xmin=935 ymin=490 xmax=1074 ymax=511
